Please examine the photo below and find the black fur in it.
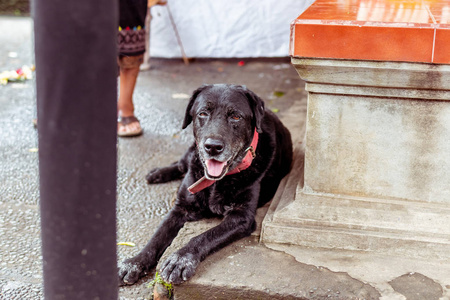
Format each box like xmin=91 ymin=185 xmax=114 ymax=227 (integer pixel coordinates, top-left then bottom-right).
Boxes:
xmin=118 ymin=84 xmax=293 ymax=285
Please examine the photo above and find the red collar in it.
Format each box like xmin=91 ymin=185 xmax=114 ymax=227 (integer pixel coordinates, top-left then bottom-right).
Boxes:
xmin=188 ymin=129 xmax=259 ymax=194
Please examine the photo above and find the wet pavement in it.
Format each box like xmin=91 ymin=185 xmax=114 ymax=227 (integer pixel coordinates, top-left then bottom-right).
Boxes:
xmin=0 ymin=16 xmax=306 ymax=299
xmin=2 ymin=15 xmax=450 ymax=300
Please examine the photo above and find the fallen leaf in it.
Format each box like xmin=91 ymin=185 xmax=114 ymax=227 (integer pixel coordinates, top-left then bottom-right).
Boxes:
xmin=117 ymin=242 xmax=136 ymax=247
xmin=271 ymin=108 xmax=280 ymax=113
xmin=273 ymin=91 xmax=285 ymax=98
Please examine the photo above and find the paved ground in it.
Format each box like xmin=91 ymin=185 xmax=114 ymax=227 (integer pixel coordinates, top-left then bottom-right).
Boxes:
xmin=0 ymin=16 xmax=306 ymax=299
xmin=2 ymin=16 xmax=449 ymax=300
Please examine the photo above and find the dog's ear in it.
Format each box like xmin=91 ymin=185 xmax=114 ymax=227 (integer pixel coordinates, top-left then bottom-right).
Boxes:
xmin=241 ymin=86 xmax=265 ymax=133
xmin=182 ymin=85 xmax=210 ymax=129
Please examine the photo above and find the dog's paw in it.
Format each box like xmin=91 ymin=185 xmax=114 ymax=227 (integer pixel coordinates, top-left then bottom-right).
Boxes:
xmin=159 ymin=252 xmax=200 ymax=284
xmin=145 ymin=168 xmax=166 ymax=184
xmin=118 ymin=256 xmax=150 ymax=286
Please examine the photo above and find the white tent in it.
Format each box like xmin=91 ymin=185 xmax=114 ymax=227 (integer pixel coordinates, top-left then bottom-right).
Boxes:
xmin=149 ymin=0 xmax=315 ymax=58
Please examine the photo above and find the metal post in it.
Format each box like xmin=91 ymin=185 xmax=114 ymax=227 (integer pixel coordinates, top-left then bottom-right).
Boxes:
xmin=34 ymin=1 xmax=119 ymax=299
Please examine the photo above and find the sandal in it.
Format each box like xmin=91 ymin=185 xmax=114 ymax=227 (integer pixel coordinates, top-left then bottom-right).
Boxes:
xmin=118 ymin=115 xmax=143 ymax=137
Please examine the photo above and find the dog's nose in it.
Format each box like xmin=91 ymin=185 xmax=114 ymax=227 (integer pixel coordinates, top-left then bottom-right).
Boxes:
xmin=204 ymin=138 xmax=224 ymax=156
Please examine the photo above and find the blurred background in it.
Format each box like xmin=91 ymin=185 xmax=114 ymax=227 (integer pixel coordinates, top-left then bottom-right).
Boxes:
xmin=0 ymin=0 xmax=30 ymax=16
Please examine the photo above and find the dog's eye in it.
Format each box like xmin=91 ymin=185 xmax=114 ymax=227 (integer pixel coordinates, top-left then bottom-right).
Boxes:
xmin=230 ymin=114 xmax=241 ymax=121
xmin=198 ymin=112 xmax=208 ymax=117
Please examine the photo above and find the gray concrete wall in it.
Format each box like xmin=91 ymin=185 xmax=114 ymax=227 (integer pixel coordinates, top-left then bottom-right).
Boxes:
xmin=305 ymin=88 xmax=450 ymax=204
xmin=294 ymin=58 xmax=450 ymax=204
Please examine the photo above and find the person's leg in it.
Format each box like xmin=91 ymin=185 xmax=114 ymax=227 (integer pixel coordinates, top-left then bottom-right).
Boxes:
xmin=117 ymin=0 xmax=147 ymax=137
xmin=118 ymin=66 xmax=139 ymax=117
xmin=117 ymin=55 xmax=143 ymax=137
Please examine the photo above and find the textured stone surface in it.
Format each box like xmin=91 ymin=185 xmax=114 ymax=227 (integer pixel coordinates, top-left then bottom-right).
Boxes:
xmin=389 ymin=273 xmax=443 ymax=300
xmin=171 ymin=235 xmax=381 ymax=300
xmin=291 ymin=58 xmax=450 ymax=204
xmin=304 ymin=89 xmax=450 ymax=204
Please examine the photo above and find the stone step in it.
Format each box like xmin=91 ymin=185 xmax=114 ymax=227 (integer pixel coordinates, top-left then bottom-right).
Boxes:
xmin=172 ymin=237 xmax=380 ymax=300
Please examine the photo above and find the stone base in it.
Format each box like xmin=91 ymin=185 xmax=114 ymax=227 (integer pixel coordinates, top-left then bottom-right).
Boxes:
xmin=262 ymin=153 xmax=450 ymax=260
xmin=261 ymin=57 xmax=450 ymax=261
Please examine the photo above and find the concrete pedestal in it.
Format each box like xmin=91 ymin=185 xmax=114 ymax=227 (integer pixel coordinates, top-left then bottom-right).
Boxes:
xmin=261 ymin=58 xmax=450 ymax=260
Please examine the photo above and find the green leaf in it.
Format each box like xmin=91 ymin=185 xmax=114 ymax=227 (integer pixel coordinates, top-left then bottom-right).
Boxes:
xmin=273 ymin=91 xmax=285 ymax=98
xmin=117 ymin=242 xmax=136 ymax=247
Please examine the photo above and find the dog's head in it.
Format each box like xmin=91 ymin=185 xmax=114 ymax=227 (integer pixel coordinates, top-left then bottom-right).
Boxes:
xmin=182 ymin=84 xmax=265 ymax=181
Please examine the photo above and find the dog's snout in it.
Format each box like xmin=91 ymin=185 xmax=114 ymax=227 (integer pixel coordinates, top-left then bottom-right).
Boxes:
xmin=204 ymin=138 xmax=224 ymax=156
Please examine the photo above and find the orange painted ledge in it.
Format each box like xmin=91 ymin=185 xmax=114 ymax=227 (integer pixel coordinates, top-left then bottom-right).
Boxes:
xmin=290 ymin=0 xmax=450 ymax=64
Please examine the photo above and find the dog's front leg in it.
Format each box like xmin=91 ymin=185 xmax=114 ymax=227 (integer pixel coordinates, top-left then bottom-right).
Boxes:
xmin=118 ymin=208 xmax=189 ymax=286
xmin=159 ymin=208 xmax=256 ymax=284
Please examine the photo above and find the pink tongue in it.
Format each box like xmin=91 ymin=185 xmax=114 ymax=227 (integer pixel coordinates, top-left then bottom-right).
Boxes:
xmin=206 ymin=159 xmax=226 ymax=177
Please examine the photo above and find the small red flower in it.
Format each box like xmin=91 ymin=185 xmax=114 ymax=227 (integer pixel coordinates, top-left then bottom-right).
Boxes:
xmin=238 ymin=61 xmax=245 ymax=67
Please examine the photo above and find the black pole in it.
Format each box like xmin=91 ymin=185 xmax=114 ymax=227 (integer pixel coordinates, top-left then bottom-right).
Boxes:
xmin=34 ymin=1 xmax=119 ymax=299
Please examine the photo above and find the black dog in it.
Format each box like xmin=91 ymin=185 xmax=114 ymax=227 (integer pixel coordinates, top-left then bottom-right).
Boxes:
xmin=118 ymin=84 xmax=293 ymax=285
